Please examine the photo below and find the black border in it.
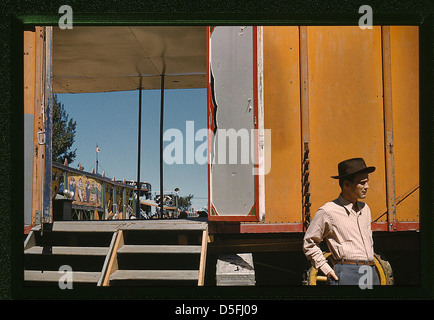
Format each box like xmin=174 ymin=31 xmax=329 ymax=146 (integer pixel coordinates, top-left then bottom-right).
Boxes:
xmin=1 ymin=0 xmax=433 ymax=305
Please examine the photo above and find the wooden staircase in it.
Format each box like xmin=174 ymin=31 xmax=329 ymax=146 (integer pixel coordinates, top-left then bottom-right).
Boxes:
xmin=24 ymin=220 xmax=208 ymax=286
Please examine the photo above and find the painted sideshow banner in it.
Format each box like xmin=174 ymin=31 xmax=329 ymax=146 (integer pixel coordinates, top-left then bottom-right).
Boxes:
xmin=68 ymin=173 xmax=103 ymax=208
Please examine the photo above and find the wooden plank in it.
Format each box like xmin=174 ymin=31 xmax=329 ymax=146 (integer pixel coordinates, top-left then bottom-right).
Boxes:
xmin=25 ymin=246 xmax=109 ymax=256
xmin=109 ymin=270 xmax=199 ymax=281
xmin=197 ymin=227 xmax=208 ymax=286
xmin=24 ymin=30 xmax=36 ymax=228
xmin=98 ymin=232 xmax=118 ymax=286
xmin=31 ymin=27 xmax=46 ymax=228
xmin=31 ymin=222 xmax=119 ymax=233
xmin=25 ymin=270 xmax=100 ymax=283
xmin=118 ymin=221 xmax=208 ymax=231
xmin=117 ymin=245 xmax=202 ymax=254
xmin=42 ymin=26 xmax=54 ymax=225
xmin=102 ymin=230 xmax=124 ymax=286
xmin=31 ymin=220 xmax=208 ymax=233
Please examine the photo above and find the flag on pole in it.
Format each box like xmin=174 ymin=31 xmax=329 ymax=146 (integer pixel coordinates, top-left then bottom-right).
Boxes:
xmin=96 ymin=146 xmax=100 ymax=153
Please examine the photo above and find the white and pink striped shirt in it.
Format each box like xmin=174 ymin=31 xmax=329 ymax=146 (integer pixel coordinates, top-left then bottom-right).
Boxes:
xmin=303 ymin=194 xmax=375 ymax=276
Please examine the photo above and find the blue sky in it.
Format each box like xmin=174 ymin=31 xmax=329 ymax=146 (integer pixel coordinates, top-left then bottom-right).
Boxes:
xmin=57 ymin=88 xmax=208 ymax=211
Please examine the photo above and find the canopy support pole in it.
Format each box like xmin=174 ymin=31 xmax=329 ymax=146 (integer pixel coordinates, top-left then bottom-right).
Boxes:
xmin=159 ymin=74 xmax=165 ymax=218
xmin=136 ymin=78 xmax=143 ymax=218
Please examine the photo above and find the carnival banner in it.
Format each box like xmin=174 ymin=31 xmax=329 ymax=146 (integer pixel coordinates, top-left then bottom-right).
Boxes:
xmin=68 ymin=173 xmax=103 ymax=208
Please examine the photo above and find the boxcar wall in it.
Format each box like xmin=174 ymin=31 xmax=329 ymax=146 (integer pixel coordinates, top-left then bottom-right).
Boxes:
xmin=23 ymin=26 xmax=420 ymax=285
xmin=206 ymin=26 xmax=419 ymax=286
xmin=24 ymin=26 xmax=419 ymax=234
xmin=208 ymin=26 xmax=419 ymax=233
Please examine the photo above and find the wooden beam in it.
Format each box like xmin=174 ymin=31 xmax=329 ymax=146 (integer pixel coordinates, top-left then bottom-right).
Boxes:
xmin=109 ymin=270 xmax=199 ymax=281
xmin=198 ymin=227 xmax=208 ymax=286
xmin=30 ymin=220 xmax=208 ymax=233
xmin=25 ymin=270 xmax=101 ymax=283
xmin=31 ymin=27 xmax=46 ymax=227
xmin=42 ymin=26 xmax=54 ymax=225
xmin=25 ymin=246 xmax=109 ymax=256
xmin=102 ymin=230 xmax=124 ymax=286
xmin=98 ymin=231 xmax=118 ymax=286
xmin=117 ymin=245 xmax=202 ymax=254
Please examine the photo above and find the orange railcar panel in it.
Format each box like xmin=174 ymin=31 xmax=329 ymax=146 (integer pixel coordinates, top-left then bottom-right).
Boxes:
xmin=263 ymin=26 xmax=302 ymax=224
xmin=24 ymin=31 xmax=36 ymax=115
xmin=306 ymin=26 xmax=387 ymax=221
xmin=390 ymin=26 xmax=419 ymax=222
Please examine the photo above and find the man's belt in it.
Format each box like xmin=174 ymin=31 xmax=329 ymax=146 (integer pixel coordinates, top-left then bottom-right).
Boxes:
xmin=337 ymin=259 xmax=375 ymax=266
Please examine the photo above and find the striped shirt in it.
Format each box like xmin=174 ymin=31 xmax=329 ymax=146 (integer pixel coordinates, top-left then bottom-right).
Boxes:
xmin=303 ymin=194 xmax=375 ymax=276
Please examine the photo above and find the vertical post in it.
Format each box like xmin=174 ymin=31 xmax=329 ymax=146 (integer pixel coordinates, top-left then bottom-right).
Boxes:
xmin=122 ymin=187 xmax=126 ymax=218
xmin=299 ymin=26 xmax=311 ymax=231
xmin=64 ymin=170 xmax=68 ymax=195
xmin=256 ymin=26 xmax=266 ymax=222
xmin=381 ymin=26 xmax=397 ymax=231
xmin=42 ymin=26 xmax=53 ymax=226
xmin=159 ymin=74 xmax=165 ymax=218
xmin=96 ymin=143 xmax=99 ymax=174
xmin=198 ymin=227 xmax=209 ymax=286
xmin=136 ymin=79 xmax=142 ymax=218
xmin=24 ymin=29 xmax=36 ymax=228
xmin=32 ymin=27 xmax=46 ymax=227
xmin=102 ymin=181 xmax=106 ymax=219
xmin=113 ymin=186 xmax=117 ymax=218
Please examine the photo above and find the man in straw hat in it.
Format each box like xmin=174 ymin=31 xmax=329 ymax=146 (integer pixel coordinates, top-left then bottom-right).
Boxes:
xmin=303 ymin=158 xmax=380 ymax=286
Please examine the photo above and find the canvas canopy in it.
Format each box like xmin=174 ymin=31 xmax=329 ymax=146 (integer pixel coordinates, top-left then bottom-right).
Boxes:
xmin=53 ymin=26 xmax=207 ymax=93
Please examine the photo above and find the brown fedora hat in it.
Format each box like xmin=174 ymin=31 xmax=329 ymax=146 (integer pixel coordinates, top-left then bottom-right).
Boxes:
xmin=331 ymin=158 xmax=376 ymax=179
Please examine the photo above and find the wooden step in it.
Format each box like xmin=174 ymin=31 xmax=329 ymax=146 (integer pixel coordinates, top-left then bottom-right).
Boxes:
xmin=109 ymin=270 xmax=199 ymax=282
xmin=25 ymin=270 xmax=101 ymax=283
xmin=31 ymin=220 xmax=208 ymax=233
xmin=25 ymin=246 xmax=109 ymax=256
xmin=117 ymin=245 xmax=202 ymax=254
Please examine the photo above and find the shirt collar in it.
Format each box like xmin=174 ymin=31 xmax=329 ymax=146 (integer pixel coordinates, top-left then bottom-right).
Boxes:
xmin=338 ymin=194 xmax=362 ymax=214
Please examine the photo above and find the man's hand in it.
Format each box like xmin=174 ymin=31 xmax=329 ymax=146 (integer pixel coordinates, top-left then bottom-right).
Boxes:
xmin=327 ymin=270 xmax=339 ymax=281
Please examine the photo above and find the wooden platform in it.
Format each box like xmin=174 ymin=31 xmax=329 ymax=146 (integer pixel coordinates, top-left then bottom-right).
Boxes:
xmin=24 ymin=219 xmax=209 ymax=286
